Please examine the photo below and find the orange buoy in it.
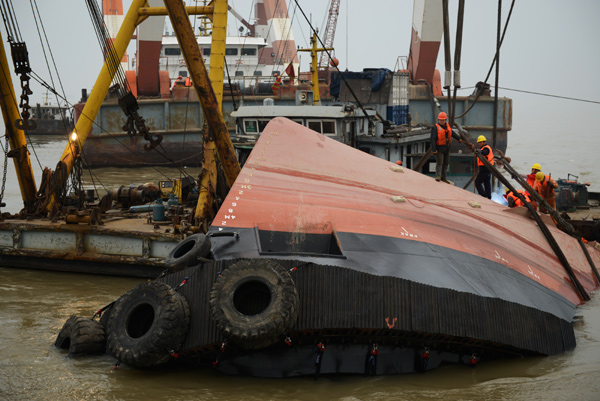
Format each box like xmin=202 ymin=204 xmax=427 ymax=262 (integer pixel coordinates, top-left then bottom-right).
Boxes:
xmin=330 ymin=57 xmax=339 ymax=67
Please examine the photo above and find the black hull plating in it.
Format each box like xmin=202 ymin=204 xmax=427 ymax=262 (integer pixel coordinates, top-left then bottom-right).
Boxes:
xmin=148 ymin=254 xmax=575 ymax=377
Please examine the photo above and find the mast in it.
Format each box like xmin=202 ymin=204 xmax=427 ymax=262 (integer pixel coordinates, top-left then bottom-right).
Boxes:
xmin=0 ymin=32 xmax=36 ymax=210
xmin=298 ymin=33 xmax=333 ymax=105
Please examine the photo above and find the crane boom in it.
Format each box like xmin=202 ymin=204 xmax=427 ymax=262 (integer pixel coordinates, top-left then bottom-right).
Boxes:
xmin=318 ymin=0 xmax=340 ymax=69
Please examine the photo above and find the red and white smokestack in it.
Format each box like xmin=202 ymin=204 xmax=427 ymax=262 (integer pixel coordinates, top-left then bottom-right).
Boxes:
xmin=407 ymin=0 xmax=443 ymax=86
xmin=254 ymin=0 xmax=299 ymax=77
xmin=136 ymin=0 xmax=166 ymax=96
xmin=103 ymin=0 xmax=128 ymax=71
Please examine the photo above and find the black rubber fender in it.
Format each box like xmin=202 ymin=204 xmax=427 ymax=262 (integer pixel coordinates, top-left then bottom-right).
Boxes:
xmin=54 ymin=315 xmax=106 ymax=356
xmin=210 ymin=259 xmax=299 ymax=350
xmin=106 ymin=281 xmax=190 ymax=368
xmin=164 ymin=233 xmax=211 ymax=271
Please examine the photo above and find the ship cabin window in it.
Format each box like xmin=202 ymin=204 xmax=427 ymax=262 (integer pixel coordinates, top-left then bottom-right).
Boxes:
xmin=291 ymin=119 xmax=303 ymax=126
xmin=225 ymin=48 xmax=238 ymax=56
xmin=253 ymin=71 xmax=263 ymax=76
xmin=307 ymin=119 xmax=337 ymax=136
xmin=202 ymin=48 xmax=211 ymax=56
xmin=243 ymin=119 xmax=271 ymax=134
xmin=165 ymin=47 xmax=181 ymax=56
xmin=235 ymin=71 xmax=244 ymax=77
xmin=178 ymin=71 xmax=188 ymax=77
xmin=244 ymin=120 xmax=258 ymax=133
xmin=242 ymin=48 xmax=256 ymax=56
xmin=258 ymin=120 xmax=270 ymax=132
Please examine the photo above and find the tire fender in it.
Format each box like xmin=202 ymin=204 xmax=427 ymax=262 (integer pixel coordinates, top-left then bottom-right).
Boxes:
xmin=210 ymin=259 xmax=299 ymax=350
xmin=164 ymin=233 xmax=211 ymax=271
xmin=106 ymin=281 xmax=190 ymax=368
xmin=54 ymin=315 xmax=106 ymax=355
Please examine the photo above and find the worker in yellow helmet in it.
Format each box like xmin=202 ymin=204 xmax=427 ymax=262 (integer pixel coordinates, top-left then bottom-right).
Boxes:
xmin=534 ymin=171 xmax=558 ymax=213
xmin=474 ymin=135 xmax=494 ymax=199
xmin=430 ymin=111 xmax=461 ymax=183
xmin=526 ymin=163 xmax=542 ymax=193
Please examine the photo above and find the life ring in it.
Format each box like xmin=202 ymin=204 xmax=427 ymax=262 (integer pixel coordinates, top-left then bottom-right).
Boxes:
xmin=54 ymin=315 xmax=106 ymax=355
xmin=164 ymin=233 xmax=211 ymax=272
xmin=210 ymin=259 xmax=299 ymax=350
xmin=106 ymin=281 xmax=190 ymax=368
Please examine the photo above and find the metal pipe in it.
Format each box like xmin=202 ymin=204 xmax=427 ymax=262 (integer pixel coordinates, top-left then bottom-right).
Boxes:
xmin=138 ymin=5 xmax=213 ymax=15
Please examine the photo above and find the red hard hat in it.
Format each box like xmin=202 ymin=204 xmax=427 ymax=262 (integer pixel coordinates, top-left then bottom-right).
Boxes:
xmin=396 ymin=160 xmax=403 ymax=165
xmin=438 ymin=112 xmax=447 ymax=120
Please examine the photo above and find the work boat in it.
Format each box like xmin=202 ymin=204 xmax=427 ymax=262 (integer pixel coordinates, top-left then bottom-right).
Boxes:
xmin=56 ymin=118 xmax=599 ymax=376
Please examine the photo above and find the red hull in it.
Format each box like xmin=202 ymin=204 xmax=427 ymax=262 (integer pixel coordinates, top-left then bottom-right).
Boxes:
xmin=213 ymin=118 xmax=599 ymax=307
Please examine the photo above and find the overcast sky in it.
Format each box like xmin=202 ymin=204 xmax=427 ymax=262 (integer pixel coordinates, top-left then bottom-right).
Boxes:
xmin=9 ymin=0 xmax=600 ymax=139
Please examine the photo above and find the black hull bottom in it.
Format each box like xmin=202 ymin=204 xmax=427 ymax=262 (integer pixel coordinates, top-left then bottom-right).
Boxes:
xmin=137 ymin=258 xmax=576 ymax=377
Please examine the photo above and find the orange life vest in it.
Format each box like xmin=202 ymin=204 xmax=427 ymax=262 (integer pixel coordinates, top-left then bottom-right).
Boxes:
xmin=535 ymin=177 xmax=556 ymax=201
xmin=477 ymin=145 xmax=494 ymax=166
xmin=507 ymin=190 xmax=536 ymax=209
xmin=435 ymin=123 xmax=452 ymax=146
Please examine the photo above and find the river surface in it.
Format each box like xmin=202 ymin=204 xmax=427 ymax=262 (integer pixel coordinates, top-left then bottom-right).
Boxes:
xmin=0 ymin=130 xmax=599 ymax=400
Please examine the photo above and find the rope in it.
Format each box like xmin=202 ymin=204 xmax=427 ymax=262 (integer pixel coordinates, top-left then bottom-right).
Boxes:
xmin=455 ymin=0 xmax=516 ymax=120
xmin=455 ymin=124 xmax=590 ymax=301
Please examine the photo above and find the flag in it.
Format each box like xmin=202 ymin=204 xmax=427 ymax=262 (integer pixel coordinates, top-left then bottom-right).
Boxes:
xmin=271 ymin=75 xmax=282 ymax=96
xmin=285 ymin=62 xmax=295 ymax=80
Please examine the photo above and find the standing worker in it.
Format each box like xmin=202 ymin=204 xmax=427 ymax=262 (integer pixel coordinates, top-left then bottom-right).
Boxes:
xmin=430 ymin=112 xmax=461 ymax=183
xmin=474 ymin=135 xmax=494 ymax=199
xmin=534 ymin=171 xmax=558 ymax=213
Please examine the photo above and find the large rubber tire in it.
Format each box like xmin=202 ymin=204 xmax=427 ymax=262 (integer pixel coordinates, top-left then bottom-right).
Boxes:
xmin=164 ymin=234 xmax=211 ymax=272
xmin=106 ymin=281 xmax=190 ymax=368
xmin=54 ymin=315 xmax=106 ymax=356
xmin=210 ymin=259 xmax=299 ymax=350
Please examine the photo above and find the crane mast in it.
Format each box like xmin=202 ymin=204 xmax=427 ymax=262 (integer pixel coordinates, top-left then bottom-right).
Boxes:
xmin=317 ymin=0 xmax=340 ymax=69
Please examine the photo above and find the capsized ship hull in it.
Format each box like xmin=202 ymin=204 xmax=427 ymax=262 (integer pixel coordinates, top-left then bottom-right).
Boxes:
xmin=61 ymin=118 xmax=599 ymax=376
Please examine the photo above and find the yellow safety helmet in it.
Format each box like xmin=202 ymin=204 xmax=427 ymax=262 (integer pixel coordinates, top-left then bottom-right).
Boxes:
xmin=531 ymin=163 xmax=541 ymax=171
xmin=477 ymin=135 xmax=487 ymax=143
xmin=535 ymin=171 xmax=545 ymax=182
xmin=505 ymin=187 xmax=510 ymax=193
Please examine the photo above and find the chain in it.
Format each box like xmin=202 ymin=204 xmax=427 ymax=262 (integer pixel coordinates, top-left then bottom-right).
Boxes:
xmin=10 ymin=42 xmax=37 ymax=131
xmin=0 ymin=135 xmax=8 ymax=204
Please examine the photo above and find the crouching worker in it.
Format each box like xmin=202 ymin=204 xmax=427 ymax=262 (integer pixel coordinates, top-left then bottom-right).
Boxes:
xmin=504 ymin=188 xmax=537 ymax=210
xmin=534 ymin=172 xmax=558 ymax=213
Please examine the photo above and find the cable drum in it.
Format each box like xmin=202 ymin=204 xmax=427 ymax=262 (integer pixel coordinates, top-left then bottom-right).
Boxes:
xmin=106 ymin=281 xmax=190 ymax=368
xmin=210 ymin=259 xmax=299 ymax=350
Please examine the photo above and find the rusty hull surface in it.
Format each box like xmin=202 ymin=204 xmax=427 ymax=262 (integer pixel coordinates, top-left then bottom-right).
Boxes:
xmin=0 ymin=216 xmax=181 ymax=278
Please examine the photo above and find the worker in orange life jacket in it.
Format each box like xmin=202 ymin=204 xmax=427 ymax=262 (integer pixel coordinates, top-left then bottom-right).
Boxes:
xmin=525 ymin=163 xmax=541 ymax=194
xmin=534 ymin=171 xmax=558 ymax=213
xmin=504 ymin=188 xmax=537 ymax=210
xmin=474 ymin=135 xmax=494 ymax=199
xmin=430 ymin=111 xmax=461 ymax=183
xmin=171 ymin=75 xmax=184 ymax=91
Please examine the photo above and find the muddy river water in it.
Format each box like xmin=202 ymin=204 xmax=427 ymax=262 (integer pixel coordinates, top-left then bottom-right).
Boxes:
xmin=1 ymin=133 xmax=599 ymax=400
